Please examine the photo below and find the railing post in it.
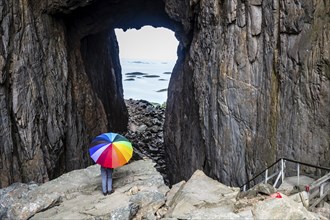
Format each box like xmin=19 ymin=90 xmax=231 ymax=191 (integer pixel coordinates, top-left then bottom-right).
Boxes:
xmin=320 ymin=183 xmax=324 ymax=197
xmin=297 ymin=163 xmax=300 ymax=186
xmin=265 ymin=169 xmax=268 ymax=184
xmin=281 ymin=159 xmax=284 ymax=183
xmin=320 ymin=183 xmax=325 ymax=207
xmin=243 ymin=185 xmax=246 ymax=192
xmin=273 ymin=170 xmax=282 ymax=188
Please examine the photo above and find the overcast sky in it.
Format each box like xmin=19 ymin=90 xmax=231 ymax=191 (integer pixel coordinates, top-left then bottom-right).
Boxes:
xmin=115 ymin=26 xmax=179 ymax=61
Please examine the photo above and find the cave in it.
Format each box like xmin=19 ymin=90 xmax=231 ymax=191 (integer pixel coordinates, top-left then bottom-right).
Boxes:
xmin=1 ymin=0 xmax=329 ymax=188
xmin=0 ymin=0 xmax=193 ymax=187
xmin=68 ymin=0 xmax=190 ymax=182
xmin=73 ymin=0 xmax=196 ymax=185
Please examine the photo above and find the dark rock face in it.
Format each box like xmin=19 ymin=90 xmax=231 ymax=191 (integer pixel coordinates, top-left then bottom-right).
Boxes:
xmin=0 ymin=0 xmax=329 ymax=188
xmin=0 ymin=0 xmax=130 ymax=187
xmin=165 ymin=0 xmax=330 ymax=186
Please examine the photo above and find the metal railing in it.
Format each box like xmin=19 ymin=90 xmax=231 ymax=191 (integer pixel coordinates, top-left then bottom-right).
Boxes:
xmin=308 ymin=172 xmax=330 ymax=209
xmin=239 ymin=157 xmax=330 ymax=209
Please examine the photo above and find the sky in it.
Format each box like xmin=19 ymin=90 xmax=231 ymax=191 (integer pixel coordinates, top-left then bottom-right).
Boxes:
xmin=115 ymin=26 xmax=179 ymax=61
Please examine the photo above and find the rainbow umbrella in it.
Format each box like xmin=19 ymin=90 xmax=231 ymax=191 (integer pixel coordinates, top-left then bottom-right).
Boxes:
xmin=89 ymin=132 xmax=133 ymax=168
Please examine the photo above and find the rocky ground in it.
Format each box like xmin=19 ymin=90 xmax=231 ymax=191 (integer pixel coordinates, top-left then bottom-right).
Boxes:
xmin=124 ymin=99 xmax=168 ymax=184
xmin=0 ymin=99 xmax=329 ymax=219
xmin=0 ymin=158 xmax=327 ymax=219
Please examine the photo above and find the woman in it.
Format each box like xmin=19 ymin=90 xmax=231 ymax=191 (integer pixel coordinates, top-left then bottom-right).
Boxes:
xmin=101 ymin=166 xmax=114 ymax=196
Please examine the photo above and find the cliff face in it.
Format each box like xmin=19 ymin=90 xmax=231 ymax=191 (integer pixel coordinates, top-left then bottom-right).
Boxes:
xmin=0 ymin=0 xmax=329 ymax=188
xmin=164 ymin=0 xmax=330 ymax=185
xmin=0 ymin=0 xmax=129 ymax=187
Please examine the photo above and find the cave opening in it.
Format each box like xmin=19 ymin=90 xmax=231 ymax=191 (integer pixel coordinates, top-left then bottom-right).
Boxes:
xmin=73 ymin=0 xmax=186 ymax=131
xmin=115 ymin=26 xmax=179 ymax=104
xmin=112 ymin=26 xmax=180 ymax=185
xmin=0 ymin=0 xmax=195 ymax=188
xmin=72 ymin=0 xmax=188 ymax=185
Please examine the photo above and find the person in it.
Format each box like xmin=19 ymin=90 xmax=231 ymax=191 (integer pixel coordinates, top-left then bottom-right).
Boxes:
xmin=100 ymin=166 xmax=114 ymax=196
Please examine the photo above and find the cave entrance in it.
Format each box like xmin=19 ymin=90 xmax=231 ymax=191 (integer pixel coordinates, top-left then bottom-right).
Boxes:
xmin=76 ymin=0 xmax=185 ymax=132
xmin=115 ymin=26 xmax=179 ymax=105
xmin=113 ymin=26 xmax=179 ymax=185
xmin=70 ymin=0 xmax=188 ymax=184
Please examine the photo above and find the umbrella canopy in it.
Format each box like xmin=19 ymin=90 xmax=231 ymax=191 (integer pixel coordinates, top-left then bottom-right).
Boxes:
xmin=89 ymin=132 xmax=133 ymax=168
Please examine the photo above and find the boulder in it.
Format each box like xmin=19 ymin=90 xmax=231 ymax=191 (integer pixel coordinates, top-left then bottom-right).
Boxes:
xmin=289 ymin=191 xmax=309 ymax=208
xmin=0 ymin=183 xmax=61 ymax=220
xmin=165 ymin=180 xmax=186 ymax=207
xmin=237 ymin=183 xmax=276 ymax=199
xmin=165 ymin=170 xmax=240 ymax=219
xmin=253 ymin=194 xmax=318 ymax=220
xmin=278 ymin=175 xmax=315 ymax=195
xmin=314 ymin=202 xmax=330 ymax=220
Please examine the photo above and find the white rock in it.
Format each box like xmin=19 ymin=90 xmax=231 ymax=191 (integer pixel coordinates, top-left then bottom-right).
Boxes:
xmin=165 ymin=170 xmax=240 ymax=219
xmin=253 ymin=194 xmax=319 ymax=219
xmin=166 ymin=180 xmax=186 ymax=207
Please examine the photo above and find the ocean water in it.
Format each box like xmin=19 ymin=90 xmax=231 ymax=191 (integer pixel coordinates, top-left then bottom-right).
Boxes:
xmin=121 ymin=59 xmax=176 ymax=104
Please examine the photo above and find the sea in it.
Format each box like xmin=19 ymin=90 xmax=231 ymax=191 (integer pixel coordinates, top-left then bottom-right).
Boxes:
xmin=121 ymin=58 xmax=176 ymax=104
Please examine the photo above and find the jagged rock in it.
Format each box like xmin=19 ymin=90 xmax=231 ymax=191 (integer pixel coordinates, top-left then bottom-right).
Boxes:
xmin=0 ymin=159 xmax=169 ymax=220
xmin=252 ymin=194 xmax=319 ymax=220
xmin=237 ymin=183 xmax=276 ymax=199
xmin=165 ymin=170 xmax=241 ymax=219
xmin=165 ymin=180 xmax=186 ymax=207
xmin=315 ymin=202 xmax=330 ymax=220
xmin=278 ymin=175 xmax=315 ymax=195
xmin=0 ymin=183 xmax=61 ymax=220
xmin=290 ymin=191 xmax=309 ymax=208
xmin=164 ymin=169 xmax=320 ymax=219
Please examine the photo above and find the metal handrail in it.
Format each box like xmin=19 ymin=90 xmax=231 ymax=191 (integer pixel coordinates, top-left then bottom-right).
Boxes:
xmin=239 ymin=158 xmax=282 ymax=189
xmin=282 ymin=158 xmax=330 ymax=172
xmin=239 ymin=157 xmax=330 ymax=189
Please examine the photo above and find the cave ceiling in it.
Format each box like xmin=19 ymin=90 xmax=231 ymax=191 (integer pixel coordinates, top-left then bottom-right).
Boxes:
xmin=57 ymin=0 xmax=182 ymax=40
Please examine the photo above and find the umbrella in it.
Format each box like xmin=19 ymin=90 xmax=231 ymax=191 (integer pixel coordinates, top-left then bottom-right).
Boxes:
xmin=89 ymin=132 xmax=133 ymax=168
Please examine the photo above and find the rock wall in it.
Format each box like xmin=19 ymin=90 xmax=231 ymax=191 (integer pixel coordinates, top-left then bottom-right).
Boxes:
xmin=0 ymin=0 xmax=329 ymax=188
xmin=165 ymin=0 xmax=330 ymax=186
xmin=0 ymin=0 xmax=128 ymax=187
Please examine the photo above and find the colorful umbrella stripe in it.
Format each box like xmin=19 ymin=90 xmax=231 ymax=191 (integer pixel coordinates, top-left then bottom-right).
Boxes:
xmin=89 ymin=133 xmax=133 ymax=168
